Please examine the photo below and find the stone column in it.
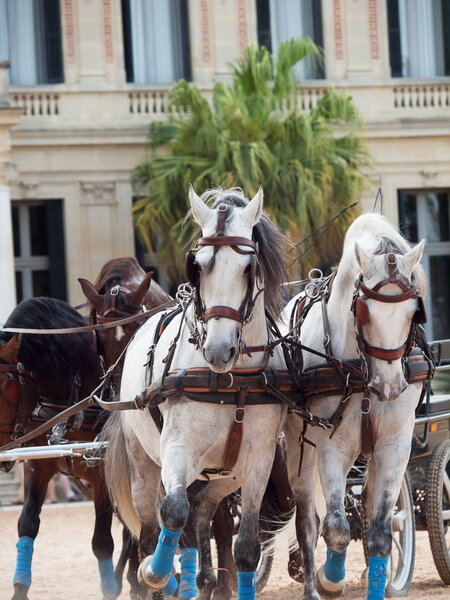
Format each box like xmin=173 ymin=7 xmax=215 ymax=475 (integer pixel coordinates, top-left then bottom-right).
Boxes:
xmin=0 ymin=61 xmax=23 ymax=322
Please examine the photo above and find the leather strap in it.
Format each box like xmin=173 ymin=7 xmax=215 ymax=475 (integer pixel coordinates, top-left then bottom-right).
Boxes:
xmin=197 ymin=236 xmax=256 ymax=253
xmin=203 ymin=306 xmax=242 ymax=322
xmin=222 ymin=388 xmax=247 ymax=473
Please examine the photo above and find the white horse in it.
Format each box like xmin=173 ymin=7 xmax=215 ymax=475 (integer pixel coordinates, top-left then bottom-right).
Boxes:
xmin=281 ymin=213 xmax=428 ymax=600
xmin=103 ymin=187 xmax=289 ymax=600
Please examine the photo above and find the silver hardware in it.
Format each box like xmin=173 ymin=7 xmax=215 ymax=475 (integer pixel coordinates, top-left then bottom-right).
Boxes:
xmin=110 ymin=285 xmax=120 ymax=296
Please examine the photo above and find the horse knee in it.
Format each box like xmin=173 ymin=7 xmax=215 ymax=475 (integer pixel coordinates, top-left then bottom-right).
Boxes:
xmin=160 ymin=493 xmax=190 ymax=531
xmin=322 ymin=511 xmax=350 ymax=553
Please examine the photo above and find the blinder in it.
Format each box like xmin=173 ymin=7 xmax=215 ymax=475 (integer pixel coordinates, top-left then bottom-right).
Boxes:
xmin=413 ymin=296 xmax=427 ymax=324
xmin=355 ymin=297 xmax=369 ymax=328
xmin=185 ymin=250 xmax=198 ymax=288
xmin=2 ymin=377 xmax=20 ymax=406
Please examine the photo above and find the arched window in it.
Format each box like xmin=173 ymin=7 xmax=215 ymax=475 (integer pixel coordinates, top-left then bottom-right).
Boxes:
xmin=122 ymin=0 xmax=191 ymax=84
xmin=0 ymin=0 xmax=64 ymax=85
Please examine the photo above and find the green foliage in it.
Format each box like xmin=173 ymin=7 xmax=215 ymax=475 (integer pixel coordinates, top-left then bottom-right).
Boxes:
xmin=132 ymin=38 xmax=371 ymax=286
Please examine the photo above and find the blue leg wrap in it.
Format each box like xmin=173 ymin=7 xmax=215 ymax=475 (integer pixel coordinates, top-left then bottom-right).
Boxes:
xmin=13 ymin=536 xmax=34 ymax=587
xmin=367 ymin=556 xmax=388 ymax=599
xmin=178 ymin=547 xmax=197 ymax=599
xmin=150 ymin=525 xmax=182 ymax=579
xmin=163 ymin=573 xmax=179 ymax=597
xmin=98 ymin=557 xmax=119 ymax=597
xmin=237 ymin=571 xmax=255 ymax=600
xmin=324 ymin=548 xmax=346 ymax=583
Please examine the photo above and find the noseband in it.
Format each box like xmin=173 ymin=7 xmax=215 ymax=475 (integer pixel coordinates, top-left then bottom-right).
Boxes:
xmin=186 ymin=203 xmax=260 ymax=324
xmin=352 ymin=252 xmax=427 ymax=364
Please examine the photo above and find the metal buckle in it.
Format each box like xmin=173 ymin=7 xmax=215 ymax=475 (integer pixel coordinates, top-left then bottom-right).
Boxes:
xmin=110 ymin=285 xmax=120 ymax=296
xmin=361 ymin=397 xmax=371 ymax=415
xmin=218 ymin=204 xmax=227 ymax=212
xmin=235 ymin=407 xmax=245 ymax=423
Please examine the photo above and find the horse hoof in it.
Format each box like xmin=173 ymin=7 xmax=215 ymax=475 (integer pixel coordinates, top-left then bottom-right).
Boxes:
xmin=137 ymin=556 xmax=171 ymax=591
xmin=315 ymin=565 xmax=345 ymax=598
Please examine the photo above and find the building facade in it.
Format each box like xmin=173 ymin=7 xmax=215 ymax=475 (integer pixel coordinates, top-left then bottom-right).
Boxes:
xmin=0 ymin=0 xmax=449 ymax=341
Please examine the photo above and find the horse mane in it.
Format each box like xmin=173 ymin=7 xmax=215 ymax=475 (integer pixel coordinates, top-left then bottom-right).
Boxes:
xmin=0 ymin=297 xmax=98 ymax=381
xmin=340 ymin=213 xmax=427 ymax=298
xmin=199 ymin=188 xmax=290 ymax=318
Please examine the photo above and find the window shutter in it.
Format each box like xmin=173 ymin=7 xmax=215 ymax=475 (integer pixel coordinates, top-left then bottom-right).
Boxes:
xmin=443 ymin=0 xmax=450 ymax=76
xmin=256 ymin=0 xmax=272 ymax=52
xmin=312 ymin=0 xmax=324 ymax=78
xmin=121 ymin=0 xmax=134 ymax=82
xmin=42 ymin=0 xmax=64 ymax=83
xmin=45 ymin=199 xmax=67 ymax=300
xmin=179 ymin=0 xmax=191 ymax=80
xmin=387 ymin=0 xmax=402 ymax=77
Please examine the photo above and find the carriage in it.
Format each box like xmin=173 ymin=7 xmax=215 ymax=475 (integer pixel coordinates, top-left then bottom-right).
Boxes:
xmin=0 ymin=193 xmax=448 ymax=600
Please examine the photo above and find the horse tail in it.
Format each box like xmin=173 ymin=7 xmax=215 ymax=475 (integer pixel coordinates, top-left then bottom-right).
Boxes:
xmin=102 ymin=412 xmax=141 ymax=538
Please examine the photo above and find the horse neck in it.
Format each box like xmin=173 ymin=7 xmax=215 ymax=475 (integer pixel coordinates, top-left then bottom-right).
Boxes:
xmin=326 ymin=270 xmax=359 ymax=359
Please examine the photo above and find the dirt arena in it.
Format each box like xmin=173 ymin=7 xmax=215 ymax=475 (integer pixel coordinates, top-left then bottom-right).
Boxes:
xmin=0 ymin=502 xmax=448 ymax=600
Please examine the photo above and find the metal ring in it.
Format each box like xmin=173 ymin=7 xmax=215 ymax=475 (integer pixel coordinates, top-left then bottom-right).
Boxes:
xmin=308 ymin=268 xmax=323 ymax=282
xmin=305 ymin=282 xmax=320 ymax=299
xmin=235 ymin=408 xmax=245 ymax=423
xmin=262 ymin=372 xmax=268 ymax=387
xmin=361 ymin=398 xmax=371 ymax=415
xmin=110 ymin=285 xmax=119 ymax=296
xmin=226 ymin=372 xmax=234 ymax=389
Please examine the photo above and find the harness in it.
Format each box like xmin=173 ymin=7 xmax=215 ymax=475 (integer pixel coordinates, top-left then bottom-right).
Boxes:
xmin=290 ymin=255 xmax=434 ymax=459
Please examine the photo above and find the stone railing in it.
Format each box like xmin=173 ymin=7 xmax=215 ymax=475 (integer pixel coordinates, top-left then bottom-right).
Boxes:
xmin=7 ymin=79 xmax=450 ymax=128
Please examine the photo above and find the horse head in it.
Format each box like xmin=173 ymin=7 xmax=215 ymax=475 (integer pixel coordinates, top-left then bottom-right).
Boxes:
xmin=354 ymin=238 xmax=426 ymax=401
xmin=188 ymin=185 xmax=264 ymax=372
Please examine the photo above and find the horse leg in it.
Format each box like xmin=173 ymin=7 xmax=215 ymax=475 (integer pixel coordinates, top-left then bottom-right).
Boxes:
xmin=364 ymin=440 xmax=411 ymax=600
xmin=190 ymin=479 xmax=238 ymax=600
xmin=211 ymin=498 xmax=236 ymax=600
xmin=265 ymin=441 xmax=302 ymax=582
xmin=12 ymin=460 xmax=57 ymax=600
xmin=284 ymin=419 xmax=320 ymax=600
xmin=233 ymin=455 xmax=276 ymax=600
xmin=315 ymin=441 xmax=357 ymax=599
xmin=87 ymin=469 xmax=118 ymax=599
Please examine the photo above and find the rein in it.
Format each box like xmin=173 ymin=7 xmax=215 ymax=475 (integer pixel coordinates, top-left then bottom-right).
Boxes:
xmin=0 ymin=299 xmax=176 ymax=336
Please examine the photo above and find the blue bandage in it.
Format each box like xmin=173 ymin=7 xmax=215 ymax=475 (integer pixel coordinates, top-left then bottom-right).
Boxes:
xmin=163 ymin=573 xmax=179 ymax=596
xmin=150 ymin=525 xmax=182 ymax=579
xmin=13 ymin=536 xmax=34 ymax=587
xmin=324 ymin=548 xmax=346 ymax=583
xmin=178 ymin=547 xmax=197 ymax=599
xmin=98 ymin=557 xmax=118 ymax=597
xmin=368 ymin=556 xmax=388 ymax=599
xmin=237 ymin=571 xmax=255 ymax=600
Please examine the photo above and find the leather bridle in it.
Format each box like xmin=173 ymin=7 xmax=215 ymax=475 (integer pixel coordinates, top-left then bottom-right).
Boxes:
xmin=0 ymin=361 xmax=22 ymax=439
xmin=351 ymin=252 xmax=427 ymax=365
xmin=95 ymin=284 xmax=145 ymax=324
xmin=186 ymin=203 xmax=261 ymax=325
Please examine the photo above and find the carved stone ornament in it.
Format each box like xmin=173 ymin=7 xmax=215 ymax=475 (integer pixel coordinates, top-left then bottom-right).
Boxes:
xmin=20 ymin=178 xmax=40 ymax=198
xmin=0 ymin=162 xmax=19 ymax=187
xmin=81 ymin=181 xmax=117 ymax=206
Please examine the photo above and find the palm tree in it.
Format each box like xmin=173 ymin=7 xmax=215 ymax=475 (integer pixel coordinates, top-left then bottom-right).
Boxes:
xmin=132 ymin=38 xmax=371 ymax=287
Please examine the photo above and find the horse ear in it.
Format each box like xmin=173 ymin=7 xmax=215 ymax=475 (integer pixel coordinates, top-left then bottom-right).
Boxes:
xmin=78 ymin=278 xmax=108 ymax=313
xmin=127 ymin=271 xmax=154 ymax=307
xmin=403 ymin=239 xmax=425 ymax=274
xmin=0 ymin=334 xmax=21 ymax=363
xmin=242 ymin=186 xmax=263 ymax=227
xmin=354 ymin=241 xmax=372 ymax=275
xmin=189 ymin=184 xmax=212 ymax=227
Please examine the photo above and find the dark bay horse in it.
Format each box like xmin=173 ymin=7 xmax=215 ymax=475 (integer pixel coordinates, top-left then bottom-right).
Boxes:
xmin=0 ymin=298 xmax=117 ymax=600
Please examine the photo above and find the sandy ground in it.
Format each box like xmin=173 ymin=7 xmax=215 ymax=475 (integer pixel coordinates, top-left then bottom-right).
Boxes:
xmin=0 ymin=502 xmax=448 ymax=600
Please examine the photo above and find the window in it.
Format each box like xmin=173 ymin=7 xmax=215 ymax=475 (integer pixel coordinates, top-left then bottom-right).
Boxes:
xmin=0 ymin=0 xmax=64 ymax=85
xmin=398 ymin=190 xmax=450 ymax=340
xmin=387 ymin=0 xmax=450 ymax=78
xmin=256 ymin=0 xmax=324 ymax=79
xmin=12 ymin=200 xmax=67 ymax=302
xmin=122 ymin=0 xmax=191 ymax=84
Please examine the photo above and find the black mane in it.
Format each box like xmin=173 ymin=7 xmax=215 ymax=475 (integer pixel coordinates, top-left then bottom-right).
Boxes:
xmin=0 ymin=297 xmax=98 ymax=381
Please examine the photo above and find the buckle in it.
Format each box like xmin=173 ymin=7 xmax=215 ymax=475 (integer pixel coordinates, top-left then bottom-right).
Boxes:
xmin=110 ymin=285 xmax=120 ymax=296
xmin=235 ymin=407 xmax=245 ymax=423
xmin=361 ymin=396 xmax=371 ymax=415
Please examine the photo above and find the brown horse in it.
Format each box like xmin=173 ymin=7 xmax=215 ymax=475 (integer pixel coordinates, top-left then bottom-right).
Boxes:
xmin=0 ymin=298 xmax=117 ymax=600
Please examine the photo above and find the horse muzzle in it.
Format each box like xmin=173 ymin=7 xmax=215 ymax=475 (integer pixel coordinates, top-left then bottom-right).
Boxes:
xmin=203 ymin=344 xmax=237 ymax=373
xmin=368 ymin=373 xmax=407 ymax=402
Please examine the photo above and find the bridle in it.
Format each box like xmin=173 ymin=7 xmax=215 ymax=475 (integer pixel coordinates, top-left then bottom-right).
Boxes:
xmin=185 ymin=203 xmax=261 ymax=326
xmin=94 ymin=284 xmax=145 ymax=324
xmin=351 ymin=252 xmax=427 ymax=366
xmin=0 ymin=359 xmax=22 ymax=439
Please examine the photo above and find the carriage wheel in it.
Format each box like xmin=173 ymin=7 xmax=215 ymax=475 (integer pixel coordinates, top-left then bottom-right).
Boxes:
xmin=425 ymin=439 xmax=450 ymax=584
xmin=385 ymin=471 xmax=416 ymax=597
xmin=255 ymin=551 xmax=274 ymax=593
